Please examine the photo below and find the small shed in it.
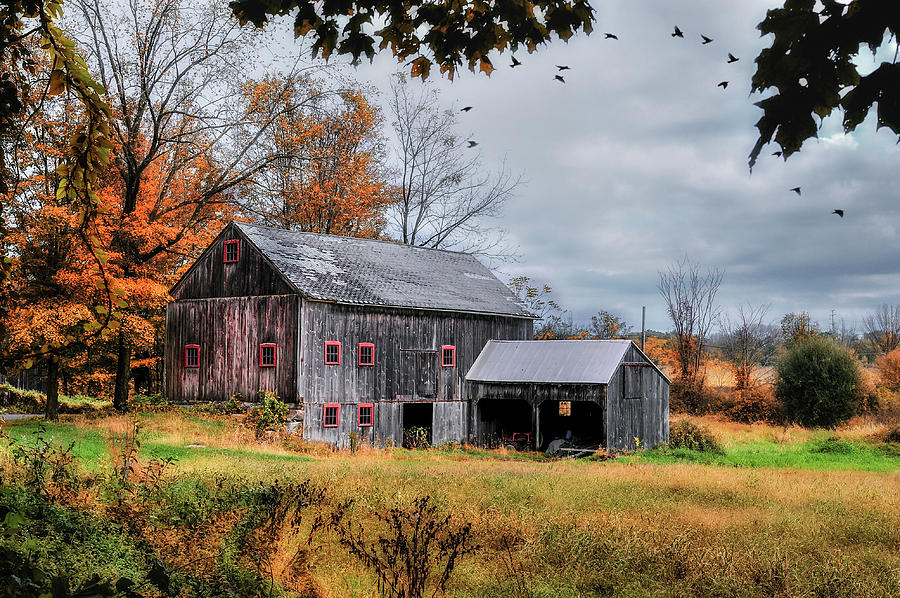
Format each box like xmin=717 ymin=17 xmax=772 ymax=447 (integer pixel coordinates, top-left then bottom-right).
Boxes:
xmin=466 ymin=340 xmax=669 ymax=451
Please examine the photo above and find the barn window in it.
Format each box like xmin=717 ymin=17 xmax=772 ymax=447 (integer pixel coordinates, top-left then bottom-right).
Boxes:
xmin=441 ymin=345 xmax=456 ymax=367
xmin=325 ymin=341 xmax=341 ymax=365
xmin=223 ymin=239 xmax=240 ymax=263
xmin=184 ymin=345 xmax=200 ymax=368
xmin=259 ymin=343 xmax=277 ymax=367
xmin=558 ymin=401 xmax=572 ymax=416
xmin=358 ymin=343 xmax=375 ymax=366
xmin=324 ymin=403 xmax=340 ymax=427
xmin=358 ymin=403 xmax=373 ymax=427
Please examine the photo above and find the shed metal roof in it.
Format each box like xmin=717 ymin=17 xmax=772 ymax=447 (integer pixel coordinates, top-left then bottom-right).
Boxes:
xmin=466 ymin=340 xmax=641 ymax=384
xmin=234 ymin=222 xmax=535 ymax=318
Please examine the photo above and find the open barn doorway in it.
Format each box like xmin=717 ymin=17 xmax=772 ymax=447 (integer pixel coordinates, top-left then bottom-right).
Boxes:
xmin=538 ymin=400 xmax=604 ymax=450
xmin=477 ymin=399 xmax=533 ymax=449
xmin=402 ymin=402 xmax=433 ymax=447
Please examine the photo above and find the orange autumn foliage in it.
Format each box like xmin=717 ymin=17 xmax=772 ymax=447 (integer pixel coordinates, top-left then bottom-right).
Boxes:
xmin=241 ymin=78 xmax=395 ymax=236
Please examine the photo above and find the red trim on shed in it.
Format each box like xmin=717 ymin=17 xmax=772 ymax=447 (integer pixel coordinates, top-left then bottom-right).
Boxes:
xmin=325 ymin=341 xmax=341 ymax=365
xmin=223 ymin=239 xmax=240 ymax=263
xmin=358 ymin=403 xmax=373 ymax=427
xmin=441 ymin=345 xmax=456 ymax=367
xmin=324 ymin=403 xmax=340 ymax=427
xmin=259 ymin=343 xmax=277 ymax=367
xmin=358 ymin=342 xmax=375 ymax=366
xmin=184 ymin=344 xmax=200 ymax=368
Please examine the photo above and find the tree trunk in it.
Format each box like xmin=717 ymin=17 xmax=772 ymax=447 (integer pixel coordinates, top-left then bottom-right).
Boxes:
xmin=113 ymin=332 xmax=131 ymax=412
xmin=45 ymin=356 xmax=59 ymax=421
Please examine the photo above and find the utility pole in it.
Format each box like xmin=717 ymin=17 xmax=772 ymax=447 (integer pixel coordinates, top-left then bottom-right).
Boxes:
xmin=641 ymin=306 xmax=646 ymax=351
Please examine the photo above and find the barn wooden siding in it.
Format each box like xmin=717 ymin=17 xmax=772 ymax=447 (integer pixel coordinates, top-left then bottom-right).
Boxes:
xmin=171 ymin=226 xmax=294 ymax=300
xmin=605 ymin=344 xmax=669 ymax=450
xmin=299 ymin=300 xmax=531 ymax=446
xmin=165 ymin=295 xmax=299 ymax=403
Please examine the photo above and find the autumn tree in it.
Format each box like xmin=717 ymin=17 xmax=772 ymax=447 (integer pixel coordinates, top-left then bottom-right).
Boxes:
xmin=239 ymin=79 xmax=394 ymax=236
xmin=657 ymin=257 xmax=724 ymax=384
xmin=68 ymin=0 xmax=328 ymax=410
xmin=1 ymin=0 xmax=120 ymax=392
xmin=589 ymin=311 xmax=631 ymax=340
xmin=387 ymin=74 xmax=519 ymax=258
xmin=781 ymin=311 xmax=818 ymax=346
xmin=507 ymin=276 xmax=567 ymax=339
xmin=862 ymin=304 xmax=900 ymax=354
xmin=719 ymin=304 xmax=778 ymax=390
xmin=1 ymin=54 xmax=108 ymax=418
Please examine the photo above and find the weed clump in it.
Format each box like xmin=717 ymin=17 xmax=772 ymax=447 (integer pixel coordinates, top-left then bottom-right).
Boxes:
xmin=248 ymin=391 xmax=288 ymax=438
xmin=667 ymin=418 xmax=724 ymax=454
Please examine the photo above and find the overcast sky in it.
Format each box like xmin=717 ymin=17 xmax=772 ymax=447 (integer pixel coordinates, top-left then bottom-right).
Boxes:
xmin=284 ymin=1 xmax=900 ymax=333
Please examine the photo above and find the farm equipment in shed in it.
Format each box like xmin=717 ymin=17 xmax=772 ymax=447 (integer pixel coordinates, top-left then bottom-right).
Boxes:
xmin=502 ymin=432 xmax=531 ymax=451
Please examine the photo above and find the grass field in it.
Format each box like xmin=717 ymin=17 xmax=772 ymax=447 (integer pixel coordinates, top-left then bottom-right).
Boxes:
xmin=2 ymin=410 xmax=899 ymax=597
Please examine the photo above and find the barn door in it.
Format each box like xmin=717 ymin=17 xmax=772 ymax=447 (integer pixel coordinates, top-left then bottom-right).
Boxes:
xmin=415 ymin=351 xmax=437 ymax=398
xmin=400 ymin=349 xmax=437 ymax=398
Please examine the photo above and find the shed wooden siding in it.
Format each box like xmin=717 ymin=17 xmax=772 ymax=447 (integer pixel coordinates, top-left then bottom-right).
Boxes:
xmin=171 ymin=226 xmax=294 ymax=300
xmin=605 ymin=344 xmax=669 ymax=450
xmin=165 ymin=295 xmax=299 ymax=402
xmin=299 ymin=301 xmax=531 ymax=445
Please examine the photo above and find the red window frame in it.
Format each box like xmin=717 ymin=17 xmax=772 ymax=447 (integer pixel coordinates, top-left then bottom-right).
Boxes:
xmin=441 ymin=345 xmax=456 ymax=367
xmin=358 ymin=342 xmax=375 ymax=366
xmin=259 ymin=343 xmax=277 ymax=367
xmin=184 ymin=344 xmax=200 ymax=368
xmin=358 ymin=403 xmax=373 ymax=427
xmin=323 ymin=403 xmax=340 ymax=428
xmin=324 ymin=341 xmax=341 ymax=365
xmin=223 ymin=239 xmax=240 ymax=263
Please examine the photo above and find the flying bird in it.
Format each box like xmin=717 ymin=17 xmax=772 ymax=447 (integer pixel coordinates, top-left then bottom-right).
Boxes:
xmin=556 ymin=65 xmax=570 ymax=71
xmin=790 ymin=186 xmax=801 ymax=195
xmin=727 ymin=53 xmax=739 ymax=63
xmin=832 ymin=209 xmax=844 ymax=218
xmin=460 ymin=106 xmax=473 ymax=112
xmin=554 ymin=74 xmax=566 ymax=83
xmin=604 ymin=33 xmax=618 ymax=40
xmin=510 ymin=55 xmax=521 ymax=68
xmin=718 ymin=81 xmax=729 ymax=89
xmin=772 ymin=151 xmax=783 ymax=157
xmin=672 ymin=26 xmax=684 ymax=38
xmin=701 ymin=34 xmax=713 ymax=44
xmin=467 ymin=140 xmax=478 ymax=148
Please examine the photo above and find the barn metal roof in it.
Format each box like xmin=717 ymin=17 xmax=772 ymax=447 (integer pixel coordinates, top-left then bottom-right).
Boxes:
xmin=234 ymin=222 xmax=535 ymax=318
xmin=466 ymin=340 xmax=640 ymax=384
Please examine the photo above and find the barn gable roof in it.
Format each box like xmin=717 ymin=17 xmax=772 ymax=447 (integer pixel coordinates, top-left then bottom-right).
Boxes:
xmin=466 ymin=340 xmax=667 ymax=384
xmin=233 ymin=222 xmax=535 ymax=318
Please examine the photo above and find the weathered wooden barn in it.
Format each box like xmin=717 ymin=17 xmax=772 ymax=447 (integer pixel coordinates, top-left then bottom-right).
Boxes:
xmin=165 ymin=222 xmax=535 ymax=446
xmin=466 ymin=340 xmax=670 ymax=450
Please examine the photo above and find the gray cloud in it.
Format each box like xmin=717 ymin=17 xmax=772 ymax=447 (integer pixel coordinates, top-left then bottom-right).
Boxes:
xmin=338 ymin=1 xmax=900 ymax=333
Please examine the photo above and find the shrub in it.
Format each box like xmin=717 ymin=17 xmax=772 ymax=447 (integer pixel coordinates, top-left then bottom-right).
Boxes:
xmin=775 ymin=336 xmax=862 ymax=428
xmin=667 ymin=418 xmax=724 ymax=454
xmin=875 ymin=348 xmax=900 ymax=391
xmin=668 ymin=378 xmax=723 ymax=415
xmin=251 ymin=391 xmax=288 ymax=437
xmin=723 ymin=385 xmax=780 ymax=424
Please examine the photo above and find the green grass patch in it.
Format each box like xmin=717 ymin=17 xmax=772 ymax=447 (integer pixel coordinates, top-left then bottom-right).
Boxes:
xmin=637 ymin=434 xmax=900 ymax=472
xmin=1 ymin=419 xmax=108 ymax=471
